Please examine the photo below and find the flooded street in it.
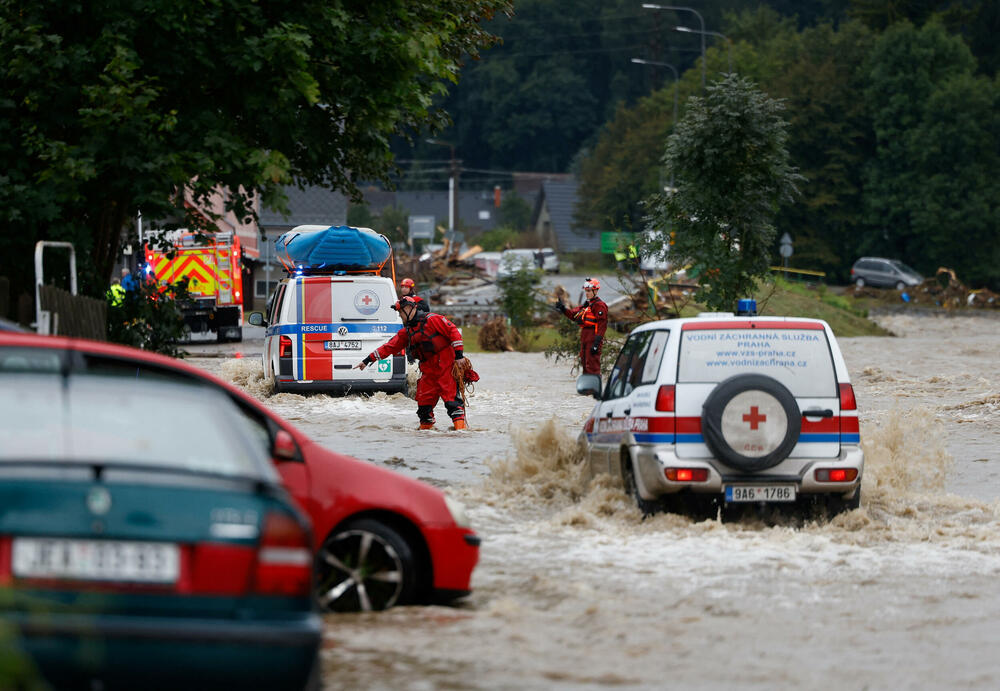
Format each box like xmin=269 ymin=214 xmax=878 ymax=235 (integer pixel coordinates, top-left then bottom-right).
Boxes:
xmin=196 ymin=313 xmax=1000 ymax=689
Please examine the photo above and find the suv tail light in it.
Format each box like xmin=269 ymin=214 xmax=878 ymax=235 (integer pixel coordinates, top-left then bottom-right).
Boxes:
xmin=839 ymin=383 xmax=857 ymax=411
xmin=814 ymin=468 xmax=858 ymax=483
xmin=655 ymin=385 xmax=675 ymax=412
xmin=279 ymin=335 xmax=292 ymax=358
xmin=665 ymin=468 xmax=708 ymax=482
xmin=253 ymin=512 xmax=312 ymax=597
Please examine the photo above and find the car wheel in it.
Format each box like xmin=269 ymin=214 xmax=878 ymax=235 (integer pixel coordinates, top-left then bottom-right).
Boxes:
xmin=855 ymin=277 xmax=865 ymax=288
xmin=701 ymin=374 xmax=802 ymax=472
xmin=825 ymin=488 xmax=861 ymax=516
xmin=622 ymin=452 xmax=660 ymax=517
xmin=314 ymin=519 xmax=418 ymax=612
xmin=895 ymin=281 xmax=905 ymax=291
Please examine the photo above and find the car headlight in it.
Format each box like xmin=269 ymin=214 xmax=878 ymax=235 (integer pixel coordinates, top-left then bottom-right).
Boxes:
xmin=444 ymin=495 xmax=472 ymax=529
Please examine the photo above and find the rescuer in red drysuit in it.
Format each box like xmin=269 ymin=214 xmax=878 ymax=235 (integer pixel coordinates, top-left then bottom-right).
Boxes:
xmin=356 ymin=297 xmax=467 ymax=430
xmin=555 ymin=278 xmax=608 ymax=375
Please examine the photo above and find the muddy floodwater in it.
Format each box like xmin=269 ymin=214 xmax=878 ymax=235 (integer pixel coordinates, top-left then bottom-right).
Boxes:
xmin=195 ymin=313 xmax=1000 ymax=690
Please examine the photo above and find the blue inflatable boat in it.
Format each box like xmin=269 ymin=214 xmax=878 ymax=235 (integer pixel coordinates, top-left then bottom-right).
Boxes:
xmin=275 ymin=225 xmax=392 ymax=272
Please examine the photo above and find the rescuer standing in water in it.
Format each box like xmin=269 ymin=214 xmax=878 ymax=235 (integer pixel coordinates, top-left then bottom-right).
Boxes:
xmin=356 ymin=297 xmax=469 ymax=430
xmin=555 ymin=278 xmax=608 ymax=375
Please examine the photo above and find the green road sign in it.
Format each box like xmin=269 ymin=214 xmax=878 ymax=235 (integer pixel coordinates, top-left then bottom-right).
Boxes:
xmin=601 ymin=232 xmax=636 ymax=254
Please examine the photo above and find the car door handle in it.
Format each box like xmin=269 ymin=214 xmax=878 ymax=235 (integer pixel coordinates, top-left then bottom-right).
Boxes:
xmin=605 ymin=411 xmax=613 ymax=418
xmin=623 ymin=408 xmax=631 ymax=415
xmin=803 ymin=409 xmax=834 ymax=418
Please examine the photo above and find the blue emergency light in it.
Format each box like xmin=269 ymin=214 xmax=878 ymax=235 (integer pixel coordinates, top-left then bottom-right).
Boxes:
xmin=736 ymin=298 xmax=757 ymax=316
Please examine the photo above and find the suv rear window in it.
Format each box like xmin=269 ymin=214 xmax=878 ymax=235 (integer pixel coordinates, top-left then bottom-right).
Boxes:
xmin=678 ymin=326 xmax=837 ymax=397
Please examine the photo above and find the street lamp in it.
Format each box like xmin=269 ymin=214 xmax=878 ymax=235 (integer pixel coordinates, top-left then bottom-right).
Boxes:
xmin=676 ymin=25 xmax=731 ymax=74
xmin=426 ymin=138 xmax=459 ymax=233
xmin=631 ymin=58 xmax=679 ymax=194
xmin=642 ymin=4 xmax=705 ymax=89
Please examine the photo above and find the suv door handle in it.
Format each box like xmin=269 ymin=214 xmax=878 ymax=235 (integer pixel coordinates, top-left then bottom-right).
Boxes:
xmin=605 ymin=411 xmax=613 ymax=418
xmin=803 ymin=409 xmax=834 ymax=418
xmin=623 ymin=408 xmax=631 ymax=415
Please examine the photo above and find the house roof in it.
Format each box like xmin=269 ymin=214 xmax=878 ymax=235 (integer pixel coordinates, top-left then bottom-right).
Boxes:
xmin=536 ymin=179 xmax=601 ymax=252
xmin=258 ymin=185 xmax=348 ymax=228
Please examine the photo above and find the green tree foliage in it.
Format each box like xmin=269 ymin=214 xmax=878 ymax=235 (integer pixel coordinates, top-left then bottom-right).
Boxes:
xmin=106 ymin=279 xmax=191 ymax=357
xmin=645 ymin=75 xmax=802 ymax=311
xmin=497 ymin=191 xmax=533 ymax=231
xmin=0 ymin=0 xmax=512 ymax=300
xmin=863 ymin=21 xmax=999 ymax=286
xmin=496 ymin=266 xmax=542 ymax=328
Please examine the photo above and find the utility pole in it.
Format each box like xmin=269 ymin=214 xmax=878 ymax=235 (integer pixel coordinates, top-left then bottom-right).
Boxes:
xmin=428 ymin=139 xmax=460 ymax=233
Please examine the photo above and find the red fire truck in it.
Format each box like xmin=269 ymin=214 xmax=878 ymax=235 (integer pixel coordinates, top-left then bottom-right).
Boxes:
xmin=145 ymin=231 xmax=244 ymax=342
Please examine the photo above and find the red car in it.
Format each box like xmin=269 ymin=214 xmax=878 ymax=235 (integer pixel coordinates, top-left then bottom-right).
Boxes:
xmin=0 ymin=333 xmax=480 ymax=612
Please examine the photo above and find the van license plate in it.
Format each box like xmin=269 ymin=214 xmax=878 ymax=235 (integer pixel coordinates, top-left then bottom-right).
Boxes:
xmin=325 ymin=340 xmax=361 ymax=351
xmin=725 ymin=485 xmax=796 ymax=503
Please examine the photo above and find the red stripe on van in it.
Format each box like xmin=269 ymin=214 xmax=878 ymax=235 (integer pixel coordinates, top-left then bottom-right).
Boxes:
xmin=302 ymin=278 xmax=333 ymax=380
xmin=676 ymin=417 xmax=702 ymax=433
xmin=681 ymin=321 xmax=825 ymax=330
xmin=839 ymin=416 xmax=859 ymax=434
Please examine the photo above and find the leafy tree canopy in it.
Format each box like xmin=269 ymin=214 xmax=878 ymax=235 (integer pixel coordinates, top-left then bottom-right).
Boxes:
xmin=0 ymin=0 xmax=511 ymax=299
xmin=645 ymin=74 xmax=802 ymax=311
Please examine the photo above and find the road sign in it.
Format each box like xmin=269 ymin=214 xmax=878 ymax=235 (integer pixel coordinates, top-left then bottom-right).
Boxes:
xmin=779 ymin=233 xmax=793 ymax=258
xmin=601 ymin=232 xmax=635 ymax=254
xmin=408 ymin=216 xmax=435 ymax=241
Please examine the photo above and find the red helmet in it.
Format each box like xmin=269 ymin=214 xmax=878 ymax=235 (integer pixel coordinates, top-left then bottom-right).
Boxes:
xmin=583 ymin=278 xmax=600 ymax=291
xmin=400 ymin=278 xmax=415 ymax=288
xmin=392 ymin=296 xmax=418 ymax=311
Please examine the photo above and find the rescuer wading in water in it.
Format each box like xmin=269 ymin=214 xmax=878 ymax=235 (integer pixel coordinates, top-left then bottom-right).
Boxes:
xmin=555 ymin=278 xmax=608 ymax=375
xmin=356 ymin=297 xmax=471 ymax=430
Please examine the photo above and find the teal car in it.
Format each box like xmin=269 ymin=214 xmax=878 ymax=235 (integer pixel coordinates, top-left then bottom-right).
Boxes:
xmin=0 ymin=365 xmax=321 ymax=689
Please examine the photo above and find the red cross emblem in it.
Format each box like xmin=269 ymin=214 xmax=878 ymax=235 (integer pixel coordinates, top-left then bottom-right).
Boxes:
xmin=361 ymin=294 xmax=372 ymax=305
xmin=743 ymin=406 xmax=766 ymax=430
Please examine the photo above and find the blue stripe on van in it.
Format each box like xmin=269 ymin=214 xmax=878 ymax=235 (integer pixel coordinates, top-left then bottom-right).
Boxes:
xmin=265 ymin=323 xmax=402 ymax=337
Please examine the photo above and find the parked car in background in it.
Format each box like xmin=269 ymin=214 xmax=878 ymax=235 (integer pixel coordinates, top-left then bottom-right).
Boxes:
xmin=497 ymin=248 xmax=542 ymax=279
xmin=538 ymin=247 xmax=560 ymax=273
xmin=850 ymin=257 xmax=923 ymax=290
xmin=0 ymin=334 xmax=481 ymax=615
xmin=575 ymin=301 xmax=863 ymax=518
xmin=0 ymin=367 xmax=320 ymax=690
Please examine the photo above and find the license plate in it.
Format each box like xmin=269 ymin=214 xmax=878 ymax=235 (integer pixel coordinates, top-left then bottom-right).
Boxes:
xmin=725 ymin=485 xmax=796 ymax=503
xmin=12 ymin=538 xmax=180 ymax=583
xmin=324 ymin=340 xmax=361 ymax=351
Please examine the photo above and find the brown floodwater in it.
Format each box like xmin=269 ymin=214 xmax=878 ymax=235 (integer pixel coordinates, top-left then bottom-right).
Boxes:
xmin=198 ymin=312 xmax=1000 ymax=690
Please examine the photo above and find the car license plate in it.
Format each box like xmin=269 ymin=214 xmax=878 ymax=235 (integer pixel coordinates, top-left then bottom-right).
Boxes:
xmin=725 ymin=485 xmax=796 ymax=503
xmin=324 ymin=340 xmax=361 ymax=351
xmin=12 ymin=538 xmax=180 ymax=583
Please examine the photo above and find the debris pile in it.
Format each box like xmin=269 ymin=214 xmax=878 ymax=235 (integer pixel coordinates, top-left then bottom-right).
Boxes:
xmin=478 ymin=317 xmax=513 ymax=352
xmin=853 ymin=267 xmax=999 ymax=309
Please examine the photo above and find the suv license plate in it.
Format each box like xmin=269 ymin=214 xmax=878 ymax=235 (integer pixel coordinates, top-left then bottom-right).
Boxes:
xmin=725 ymin=485 xmax=796 ymax=503
xmin=324 ymin=340 xmax=361 ymax=351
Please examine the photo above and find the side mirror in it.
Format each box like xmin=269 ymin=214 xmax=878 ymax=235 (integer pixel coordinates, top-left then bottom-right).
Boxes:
xmin=273 ymin=429 xmax=298 ymax=461
xmin=576 ymin=373 xmax=602 ymax=400
xmin=248 ymin=311 xmax=266 ymax=327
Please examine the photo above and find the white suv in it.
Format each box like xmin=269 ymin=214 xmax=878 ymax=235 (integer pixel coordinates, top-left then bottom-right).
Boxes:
xmin=576 ymin=303 xmax=863 ymax=516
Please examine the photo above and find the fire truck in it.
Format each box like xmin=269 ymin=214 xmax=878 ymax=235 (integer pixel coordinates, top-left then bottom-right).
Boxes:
xmin=145 ymin=231 xmax=244 ymax=342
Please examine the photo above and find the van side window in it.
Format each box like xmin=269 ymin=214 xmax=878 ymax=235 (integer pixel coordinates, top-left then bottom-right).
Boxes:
xmin=604 ymin=332 xmax=650 ymax=400
xmin=268 ymin=284 xmax=286 ymax=325
xmin=623 ymin=332 xmax=653 ymax=396
xmin=641 ymin=330 xmax=669 ymax=384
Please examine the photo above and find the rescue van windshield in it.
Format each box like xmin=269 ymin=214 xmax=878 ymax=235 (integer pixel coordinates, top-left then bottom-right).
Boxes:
xmin=678 ymin=323 xmax=837 ymax=398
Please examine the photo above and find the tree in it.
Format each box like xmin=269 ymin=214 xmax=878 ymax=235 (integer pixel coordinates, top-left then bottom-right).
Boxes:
xmin=497 ymin=191 xmax=532 ymax=231
xmin=645 ymin=75 xmax=802 ymax=311
xmin=0 ymin=0 xmax=512 ymax=302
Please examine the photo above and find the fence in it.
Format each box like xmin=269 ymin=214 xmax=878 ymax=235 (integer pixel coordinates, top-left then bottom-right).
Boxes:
xmin=38 ymin=284 xmax=107 ymax=340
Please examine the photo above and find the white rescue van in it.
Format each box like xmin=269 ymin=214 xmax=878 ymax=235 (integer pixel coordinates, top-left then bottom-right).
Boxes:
xmin=576 ymin=301 xmax=863 ymax=517
xmin=252 ymin=274 xmax=405 ymax=394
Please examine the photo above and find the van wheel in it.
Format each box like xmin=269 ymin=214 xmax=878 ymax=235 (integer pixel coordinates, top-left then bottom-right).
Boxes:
xmin=701 ymin=374 xmax=801 ymax=472
xmin=825 ymin=488 xmax=861 ymax=516
xmin=622 ymin=453 xmax=660 ymax=517
xmin=855 ymin=277 xmax=865 ymax=288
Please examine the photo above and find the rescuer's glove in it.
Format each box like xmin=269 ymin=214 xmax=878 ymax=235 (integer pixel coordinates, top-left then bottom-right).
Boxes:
xmin=356 ymin=352 xmax=377 ymax=370
xmin=590 ymin=337 xmax=601 ymax=355
xmin=553 ymin=300 xmax=565 ymax=312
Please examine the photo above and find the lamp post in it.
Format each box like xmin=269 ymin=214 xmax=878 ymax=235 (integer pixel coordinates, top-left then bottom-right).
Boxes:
xmin=641 ymin=4 xmax=705 ymax=89
xmin=426 ymin=139 xmax=459 ymax=233
xmin=630 ymin=57 xmax=680 ymax=193
xmin=676 ymin=25 xmax=731 ymax=74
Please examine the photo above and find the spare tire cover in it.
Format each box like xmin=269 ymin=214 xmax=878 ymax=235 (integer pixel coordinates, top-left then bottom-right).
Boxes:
xmin=701 ymin=374 xmax=801 ymax=472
